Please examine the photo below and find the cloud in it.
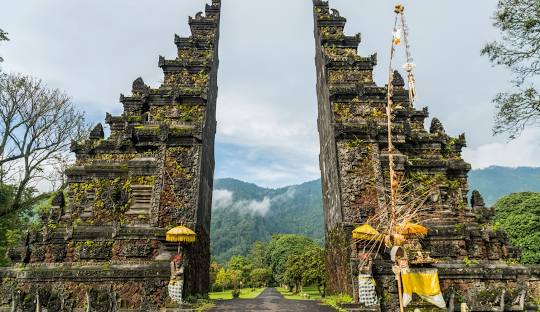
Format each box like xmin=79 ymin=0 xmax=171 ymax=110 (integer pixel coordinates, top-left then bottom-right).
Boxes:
xmin=212 ymin=187 xmax=297 ymax=217
xmin=212 ymin=189 xmax=234 ymax=210
xmin=242 ymin=197 xmax=272 ymax=216
xmin=463 ymin=128 xmax=540 ymax=169
xmin=272 ymin=187 xmax=297 ymax=203
xmin=2 ymin=0 xmax=538 ymax=189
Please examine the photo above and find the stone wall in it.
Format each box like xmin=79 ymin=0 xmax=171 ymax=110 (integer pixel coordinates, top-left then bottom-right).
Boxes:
xmin=0 ymin=1 xmax=221 ymax=310
xmin=312 ymin=0 xmax=540 ymax=310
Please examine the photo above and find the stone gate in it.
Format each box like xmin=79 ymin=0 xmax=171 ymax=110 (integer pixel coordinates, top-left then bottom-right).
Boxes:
xmin=0 ymin=0 xmax=220 ymax=310
xmin=0 ymin=1 xmax=539 ymax=311
xmin=313 ymin=0 xmax=539 ymax=311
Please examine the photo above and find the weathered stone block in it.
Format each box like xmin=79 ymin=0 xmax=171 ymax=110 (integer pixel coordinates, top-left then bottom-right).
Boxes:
xmin=77 ymin=242 xmax=112 ymax=260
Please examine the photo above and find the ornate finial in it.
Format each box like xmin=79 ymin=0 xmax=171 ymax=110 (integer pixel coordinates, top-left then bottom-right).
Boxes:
xmin=430 ymin=118 xmax=445 ymax=134
xmin=313 ymin=0 xmax=329 ymax=7
xmin=105 ymin=112 xmax=112 ymax=124
xmin=331 ymin=9 xmax=341 ymax=17
xmin=392 ymin=70 xmax=405 ymax=87
xmin=132 ymin=77 xmax=147 ymax=92
xmin=394 ymin=4 xmax=404 ymax=14
xmin=370 ymin=53 xmax=378 ymax=66
xmin=49 ymin=191 xmax=65 ymax=224
xmin=458 ymin=133 xmax=467 ymax=146
xmin=52 ymin=191 xmax=65 ymax=208
xmin=471 ymin=190 xmax=485 ymax=208
xmin=89 ymin=123 xmax=104 ymax=140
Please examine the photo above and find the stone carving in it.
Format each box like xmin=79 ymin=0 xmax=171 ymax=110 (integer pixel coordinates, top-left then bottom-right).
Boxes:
xmin=49 ymin=191 xmax=65 ymax=223
xmin=471 ymin=190 xmax=485 ymax=208
xmin=430 ymin=117 xmax=445 ymax=134
xmin=89 ymin=123 xmax=104 ymax=140
xmin=131 ymin=77 xmax=145 ymax=90
xmin=392 ymin=70 xmax=405 ymax=87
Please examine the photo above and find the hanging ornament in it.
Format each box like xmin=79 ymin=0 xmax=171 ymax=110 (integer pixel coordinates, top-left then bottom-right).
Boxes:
xmin=402 ymin=62 xmax=416 ymax=72
xmin=393 ymin=28 xmax=402 ymax=45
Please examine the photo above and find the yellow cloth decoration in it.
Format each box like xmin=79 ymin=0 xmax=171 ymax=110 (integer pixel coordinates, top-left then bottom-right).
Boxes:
xmin=398 ymin=222 xmax=428 ymax=236
xmin=166 ymin=226 xmax=196 ymax=243
xmin=401 ymin=268 xmax=445 ymax=308
xmin=352 ymin=224 xmax=382 ymax=241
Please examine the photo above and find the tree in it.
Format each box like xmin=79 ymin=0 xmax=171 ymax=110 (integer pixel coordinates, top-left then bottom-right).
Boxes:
xmin=248 ymin=241 xmax=268 ymax=269
xmin=0 ymin=73 xmax=85 ymax=215
xmin=494 ymin=192 xmax=540 ymax=264
xmin=0 ymin=183 xmax=49 ymax=266
xmin=266 ymin=234 xmax=318 ymax=285
xmin=482 ymin=0 xmax=540 ymax=139
xmin=227 ymin=255 xmax=253 ymax=287
xmin=209 ymin=261 xmax=222 ymax=291
xmin=214 ymin=267 xmax=232 ymax=292
xmin=300 ymin=246 xmax=326 ymax=297
xmin=282 ymin=246 xmax=326 ymax=295
xmin=0 ymin=28 xmax=8 ymax=63
xmin=249 ymin=268 xmax=273 ymax=288
xmin=283 ymin=253 xmax=304 ymax=293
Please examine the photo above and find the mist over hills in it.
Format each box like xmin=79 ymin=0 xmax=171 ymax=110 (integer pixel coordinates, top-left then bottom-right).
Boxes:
xmin=210 ymin=166 xmax=540 ymax=263
xmin=211 ymin=178 xmax=323 ymax=263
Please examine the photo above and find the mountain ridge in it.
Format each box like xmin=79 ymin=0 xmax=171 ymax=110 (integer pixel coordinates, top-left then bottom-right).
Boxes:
xmin=210 ymin=166 xmax=540 ymax=263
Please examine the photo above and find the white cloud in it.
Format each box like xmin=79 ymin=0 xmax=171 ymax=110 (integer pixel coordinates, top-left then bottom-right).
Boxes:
xmin=217 ymin=92 xmax=318 ymax=155
xmin=212 ymin=189 xmax=234 ymax=210
xmin=242 ymin=197 xmax=272 ymax=216
xmin=215 ymin=90 xmax=320 ymax=187
xmin=212 ymin=187 xmax=297 ymax=216
xmin=463 ymin=128 xmax=540 ymax=169
xmin=272 ymin=187 xmax=297 ymax=203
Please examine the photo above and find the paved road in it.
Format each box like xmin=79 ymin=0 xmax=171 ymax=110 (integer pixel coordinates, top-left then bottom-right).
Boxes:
xmin=210 ymin=288 xmax=336 ymax=311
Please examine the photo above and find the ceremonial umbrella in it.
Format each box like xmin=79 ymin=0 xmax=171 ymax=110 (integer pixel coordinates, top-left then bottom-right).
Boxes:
xmin=352 ymin=224 xmax=382 ymax=241
xmin=166 ymin=225 xmax=196 ymax=253
xmin=398 ymin=222 xmax=428 ymax=237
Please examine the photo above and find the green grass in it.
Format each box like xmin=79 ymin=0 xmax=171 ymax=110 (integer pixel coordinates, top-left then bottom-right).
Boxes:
xmin=321 ymin=294 xmax=354 ymax=312
xmin=194 ymin=301 xmax=215 ymax=312
xmin=209 ymin=288 xmax=265 ymax=300
xmin=276 ymin=286 xmax=324 ymax=300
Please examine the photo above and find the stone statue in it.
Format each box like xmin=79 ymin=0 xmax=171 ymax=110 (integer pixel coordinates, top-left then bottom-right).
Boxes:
xmin=357 ymin=252 xmax=378 ymax=307
xmin=170 ymin=253 xmax=185 ymax=283
xmin=168 ymin=252 xmax=185 ymax=304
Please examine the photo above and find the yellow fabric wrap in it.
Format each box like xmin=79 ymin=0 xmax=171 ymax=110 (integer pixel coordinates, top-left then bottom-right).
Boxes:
xmin=401 ymin=269 xmax=441 ymax=296
xmin=401 ymin=268 xmax=445 ymax=308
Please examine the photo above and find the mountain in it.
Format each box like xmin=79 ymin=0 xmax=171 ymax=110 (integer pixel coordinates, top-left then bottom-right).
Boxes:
xmin=468 ymin=166 xmax=540 ymax=206
xmin=211 ymin=178 xmax=323 ymax=264
xmin=211 ymin=166 xmax=540 ymax=263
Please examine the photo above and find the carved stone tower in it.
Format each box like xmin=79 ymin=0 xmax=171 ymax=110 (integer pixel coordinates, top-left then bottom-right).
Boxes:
xmin=0 ymin=1 xmax=220 ymax=310
xmin=313 ymin=1 xmax=539 ymax=310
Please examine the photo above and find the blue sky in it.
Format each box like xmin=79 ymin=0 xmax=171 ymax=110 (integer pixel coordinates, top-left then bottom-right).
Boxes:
xmin=2 ymin=0 xmax=540 ymax=188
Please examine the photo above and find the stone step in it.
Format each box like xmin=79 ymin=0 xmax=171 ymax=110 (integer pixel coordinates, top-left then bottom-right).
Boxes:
xmin=132 ymin=185 xmax=153 ymax=190
xmin=131 ymin=202 xmax=151 ymax=207
xmin=132 ymin=194 xmax=152 ymax=198
xmin=125 ymin=209 xmax=151 ymax=216
xmin=133 ymin=193 xmax=152 ymax=196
